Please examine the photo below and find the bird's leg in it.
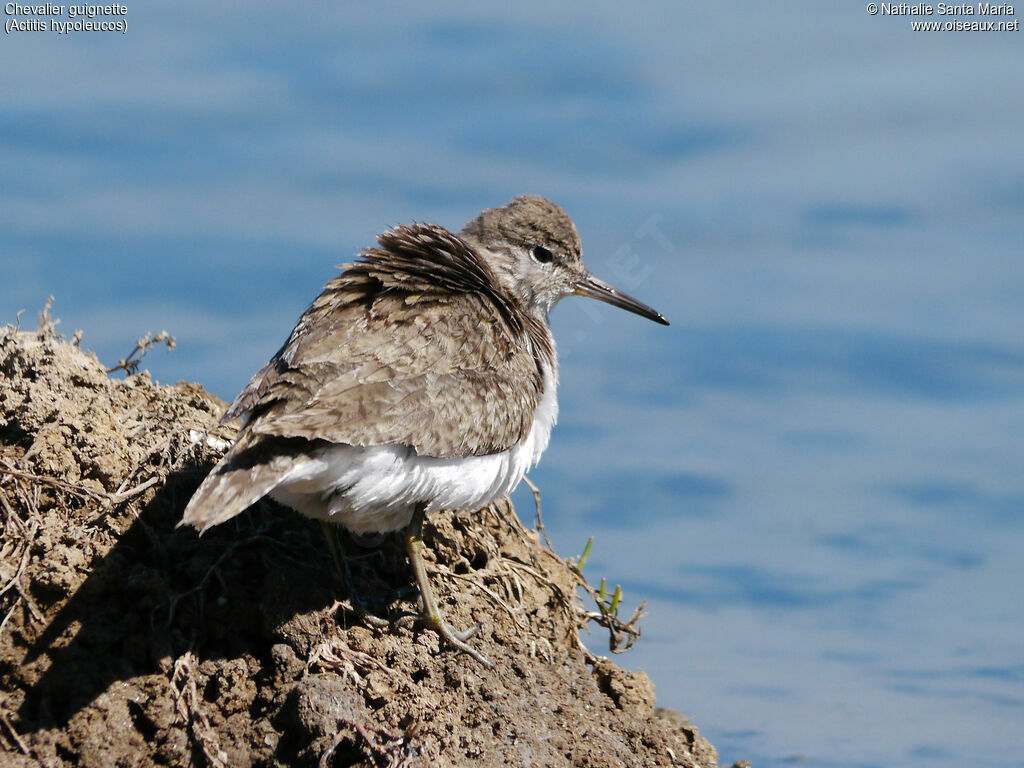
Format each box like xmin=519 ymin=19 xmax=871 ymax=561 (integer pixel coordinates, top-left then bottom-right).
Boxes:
xmin=320 ymin=521 xmax=390 ymax=628
xmin=320 ymin=521 xmax=344 ymax=575
xmin=404 ymin=503 xmax=494 ymax=669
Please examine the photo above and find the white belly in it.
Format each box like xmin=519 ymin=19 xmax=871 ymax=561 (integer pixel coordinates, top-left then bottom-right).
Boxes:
xmin=270 ymin=364 xmax=559 ymax=534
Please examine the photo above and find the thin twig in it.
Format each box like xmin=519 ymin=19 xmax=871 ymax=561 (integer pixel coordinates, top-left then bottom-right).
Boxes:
xmin=112 ymin=475 xmax=160 ymax=503
xmin=164 ymin=533 xmax=277 ymax=625
xmin=0 ymin=485 xmax=28 ymax=537
xmin=522 ymin=475 xmax=555 ymax=551
xmin=0 ymin=458 xmax=161 ymax=526
xmin=572 ymin=570 xmax=646 ymax=653
xmin=0 ymin=461 xmax=107 ymax=502
xmin=447 ymin=572 xmax=531 ymax=633
xmin=319 ymin=716 xmax=409 ymax=768
xmin=171 ymin=651 xmax=230 ymax=768
xmin=106 ymin=330 xmax=176 ymax=375
xmin=319 ymin=728 xmax=350 ymax=768
xmin=306 ymin=630 xmax=398 ymax=680
xmin=0 ymin=712 xmax=29 ymax=755
xmin=0 ymin=518 xmax=43 ymax=625
xmin=0 ymin=530 xmax=33 ymax=600
xmin=88 ymin=476 xmax=161 ymax=524
xmin=0 ymin=598 xmax=22 ymax=640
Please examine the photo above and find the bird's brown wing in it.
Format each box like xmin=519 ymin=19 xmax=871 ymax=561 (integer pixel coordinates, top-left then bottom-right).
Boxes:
xmin=224 ymin=223 xmax=551 ymax=459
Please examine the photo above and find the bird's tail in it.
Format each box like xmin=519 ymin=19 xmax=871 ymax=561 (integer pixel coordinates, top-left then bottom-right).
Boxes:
xmin=178 ymin=435 xmax=301 ymax=534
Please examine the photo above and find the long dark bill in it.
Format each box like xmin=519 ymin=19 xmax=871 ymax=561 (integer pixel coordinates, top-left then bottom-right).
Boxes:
xmin=575 ymin=273 xmax=669 ymax=326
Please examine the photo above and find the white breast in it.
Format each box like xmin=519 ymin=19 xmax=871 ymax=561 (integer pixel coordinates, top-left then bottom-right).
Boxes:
xmin=269 ymin=362 xmax=559 ymax=535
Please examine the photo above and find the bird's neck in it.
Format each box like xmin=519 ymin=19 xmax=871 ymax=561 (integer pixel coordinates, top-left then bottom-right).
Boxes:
xmin=470 ymin=241 xmax=563 ymax=329
xmin=456 ymin=235 xmax=558 ymax=376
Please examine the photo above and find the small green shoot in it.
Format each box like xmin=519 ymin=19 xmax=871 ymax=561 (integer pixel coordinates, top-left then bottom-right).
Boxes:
xmin=567 ymin=535 xmax=646 ymax=654
xmin=525 ymin=482 xmax=646 ymax=656
xmin=570 ymin=536 xmax=594 ymax=575
xmin=609 ymin=584 xmax=622 ymax=615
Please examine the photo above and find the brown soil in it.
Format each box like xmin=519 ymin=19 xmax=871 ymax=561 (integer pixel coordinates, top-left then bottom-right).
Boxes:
xmin=0 ymin=316 xmax=729 ymax=768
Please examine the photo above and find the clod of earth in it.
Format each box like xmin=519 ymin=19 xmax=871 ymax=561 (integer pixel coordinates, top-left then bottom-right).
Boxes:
xmin=0 ymin=316 xmax=727 ymax=768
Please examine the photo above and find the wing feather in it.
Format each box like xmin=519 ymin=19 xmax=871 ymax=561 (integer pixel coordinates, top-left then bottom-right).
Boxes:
xmin=224 ymin=223 xmax=552 ymax=459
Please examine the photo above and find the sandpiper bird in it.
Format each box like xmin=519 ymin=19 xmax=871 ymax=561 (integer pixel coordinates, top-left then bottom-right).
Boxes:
xmin=180 ymin=195 xmax=668 ymax=666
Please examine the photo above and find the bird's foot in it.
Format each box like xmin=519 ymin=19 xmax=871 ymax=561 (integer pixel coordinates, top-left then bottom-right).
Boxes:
xmin=321 ymin=521 xmax=396 ymax=629
xmin=403 ymin=503 xmax=493 ymax=669
xmin=352 ymin=604 xmax=393 ymax=628
xmin=391 ymin=610 xmax=487 ymax=663
xmin=416 ymin=610 xmax=492 ymax=669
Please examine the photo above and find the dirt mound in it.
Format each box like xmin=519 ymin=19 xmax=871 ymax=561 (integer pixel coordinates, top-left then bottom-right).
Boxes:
xmin=0 ymin=315 xmax=724 ymax=767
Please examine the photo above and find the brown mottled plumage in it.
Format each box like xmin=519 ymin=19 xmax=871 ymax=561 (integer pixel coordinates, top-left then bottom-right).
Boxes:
xmin=227 ymin=222 xmax=553 ymax=459
xmin=179 ymin=195 xmax=668 ymax=666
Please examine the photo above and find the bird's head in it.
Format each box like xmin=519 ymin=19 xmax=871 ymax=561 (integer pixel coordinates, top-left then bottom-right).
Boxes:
xmin=461 ymin=194 xmax=669 ymax=326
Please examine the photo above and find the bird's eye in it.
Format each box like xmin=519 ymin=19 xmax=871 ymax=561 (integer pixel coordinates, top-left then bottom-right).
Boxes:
xmin=531 ymin=245 xmax=554 ymax=264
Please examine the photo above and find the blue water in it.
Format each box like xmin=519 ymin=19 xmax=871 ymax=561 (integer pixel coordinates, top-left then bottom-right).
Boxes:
xmin=3 ymin=4 xmax=1023 ymax=766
